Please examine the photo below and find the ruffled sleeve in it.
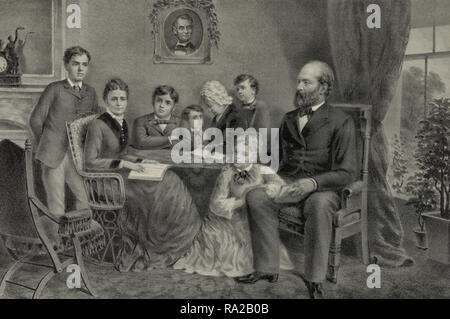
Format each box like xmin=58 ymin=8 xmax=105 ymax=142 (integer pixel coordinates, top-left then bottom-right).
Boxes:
xmin=209 ymin=166 xmax=245 ymax=219
xmin=260 ymin=165 xmax=286 ymax=185
xmin=259 ymin=165 xmax=287 ymax=199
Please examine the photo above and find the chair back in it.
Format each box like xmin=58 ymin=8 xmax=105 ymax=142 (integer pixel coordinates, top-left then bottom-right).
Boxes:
xmin=66 ymin=114 xmax=97 ymax=173
xmin=332 ymin=104 xmax=371 ymax=230
xmin=0 ymin=140 xmax=39 ymax=242
xmin=332 ymin=104 xmax=372 ymax=185
xmin=0 ymin=139 xmax=62 ymax=269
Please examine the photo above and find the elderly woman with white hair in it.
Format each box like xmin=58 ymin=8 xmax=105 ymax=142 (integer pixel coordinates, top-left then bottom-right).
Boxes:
xmin=201 ymin=80 xmax=241 ymax=134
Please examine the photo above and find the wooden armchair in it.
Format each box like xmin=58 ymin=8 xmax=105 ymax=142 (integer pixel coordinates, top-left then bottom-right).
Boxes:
xmin=0 ymin=140 xmax=105 ymax=299
xmin=278 ymin=104 xmax=371 ymax=284
xmin=66 ymin=115 xmax=126 ymax=265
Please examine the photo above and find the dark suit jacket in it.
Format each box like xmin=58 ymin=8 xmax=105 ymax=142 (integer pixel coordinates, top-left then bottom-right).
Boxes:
xmin=211 ymin=104 xmax=240 ymax=134
xmin=237 ymin=98 xmax=272 ymax=151
xmin=170 ymin=41 xmax=196 ymax=55
xmin=278 ymin=102 xmax=357 ymax=192
xmin=237 ymin=98 xmax=271 ymax=131
xmin=29 ymin=79 xmax=100 ymax=168
xmin=132 ymin=113 xmax=180 ymax=150
xmin=84 ymin=112 xmax=141 ymax=171
xmin=210 ymin=105 xmax=241 ymax=147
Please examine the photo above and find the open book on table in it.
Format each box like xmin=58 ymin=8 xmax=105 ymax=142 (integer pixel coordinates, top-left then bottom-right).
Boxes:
xmin=128 ymin=163 xmax=170 ymax=181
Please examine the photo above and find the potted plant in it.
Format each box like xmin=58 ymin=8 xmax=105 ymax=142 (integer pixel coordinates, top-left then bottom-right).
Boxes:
xmin=405 ymin=172 xmax=437 ymax=250
xmin=412 ymin=98 xmax=449 ymax=263
xmin=391 ymin=134 xmax=409 ymax=194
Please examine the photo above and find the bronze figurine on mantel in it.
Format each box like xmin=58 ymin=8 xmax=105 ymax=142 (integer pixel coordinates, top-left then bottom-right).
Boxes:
xmin=0 ymin=27 xmax=34 ymax=87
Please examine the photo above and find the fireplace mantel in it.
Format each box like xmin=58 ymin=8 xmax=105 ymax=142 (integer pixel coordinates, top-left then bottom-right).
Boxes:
xmin=0 ymin=86 xmax=46 ymax=148
xmin=0 ymin=86 xmax=46 ymax=94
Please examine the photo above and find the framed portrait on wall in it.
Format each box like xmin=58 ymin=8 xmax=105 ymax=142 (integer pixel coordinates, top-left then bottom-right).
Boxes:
xmin=150 ymin=0 xmax=220 ymax=64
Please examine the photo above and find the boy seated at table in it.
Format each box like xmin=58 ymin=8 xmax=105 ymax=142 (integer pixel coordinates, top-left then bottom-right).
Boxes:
xmin=132 ymin=85 xmax=181 ymax=150
xmin=180 ymin=104 xmax=208 ymax=151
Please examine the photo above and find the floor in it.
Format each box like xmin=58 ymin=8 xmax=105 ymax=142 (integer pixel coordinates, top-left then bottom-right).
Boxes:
xmin=1 ymin=200 xmax=449 ymax=299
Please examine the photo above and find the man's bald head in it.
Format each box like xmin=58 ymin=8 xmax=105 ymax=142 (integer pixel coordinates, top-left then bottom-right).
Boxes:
xmin=300 ymin=60 xmax=335 ymax=97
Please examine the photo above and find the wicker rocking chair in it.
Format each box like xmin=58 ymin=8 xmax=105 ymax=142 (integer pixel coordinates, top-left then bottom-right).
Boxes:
xmin=0 ymin=140 xmax=105 ymax=299
xmin=66 ymin=115 xmax=126 ymax=265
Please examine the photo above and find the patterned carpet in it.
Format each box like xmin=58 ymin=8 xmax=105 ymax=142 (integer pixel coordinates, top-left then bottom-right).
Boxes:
xmin=1 ymin=232 xmax=450 ymax=299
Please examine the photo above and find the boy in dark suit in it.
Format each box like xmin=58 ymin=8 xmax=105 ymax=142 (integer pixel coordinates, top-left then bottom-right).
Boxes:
xmin=234 ymin=74 xmax=273 ymax=154
xmin=180 ymin=104 xmax=205 ymax=151
xmin=234 ymin=74 xmax=271 ymax=133
xmin=132 ymin=85 xmax=180 ymax=150
xmin=29 ymin=46 xmax=100 ymax=219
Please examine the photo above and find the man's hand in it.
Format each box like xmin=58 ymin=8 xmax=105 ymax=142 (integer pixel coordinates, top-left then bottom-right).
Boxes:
xmin=233 ymin=198 xmax=246 ymax=209
xmin=290 ymin=178 xmax=316 ymax=197
xmin=265 ymin=183 xmax=283 ymax=199
xmin=274 ymin=179 xmax=316 ymax=203
xmin=168 ymin=136 xmax=180 ymax=145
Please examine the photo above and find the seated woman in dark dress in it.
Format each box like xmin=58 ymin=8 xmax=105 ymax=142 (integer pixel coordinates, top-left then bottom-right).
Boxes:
xmin=84 ymin=78 xmax=201 ymax=272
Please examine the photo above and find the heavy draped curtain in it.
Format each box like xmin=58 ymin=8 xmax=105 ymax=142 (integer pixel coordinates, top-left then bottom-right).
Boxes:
xmin=328 ymin=0 xmax=414 ymax=266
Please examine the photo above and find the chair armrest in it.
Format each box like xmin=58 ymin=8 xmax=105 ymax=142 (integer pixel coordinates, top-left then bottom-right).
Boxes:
xmin=80 ymin=171 xmax=126 ymax=209
xmin=79 ymin=170 xmax=125 ymax=180
xmin=59 ymin=208 xmax=92 ymax=235
xmin=342 ymin=180 xmax=364 ymax=198
xmin=341 ymin=181 xmax=364 ymax=211
xmin=29 ymin=196 xmax=60 ymax=224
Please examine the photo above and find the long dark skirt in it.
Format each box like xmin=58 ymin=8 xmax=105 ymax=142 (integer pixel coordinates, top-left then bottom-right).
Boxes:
xmin=115 ymin=170 xmax=202 ymax=272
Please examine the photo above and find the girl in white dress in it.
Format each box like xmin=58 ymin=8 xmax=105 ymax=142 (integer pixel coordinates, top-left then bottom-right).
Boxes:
xmin=174 ymin=137 xmax=293 ymax=277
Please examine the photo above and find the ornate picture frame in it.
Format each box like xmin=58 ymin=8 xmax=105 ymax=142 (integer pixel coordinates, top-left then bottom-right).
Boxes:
xmin=149 ymin=0 xmax=220 ymax=64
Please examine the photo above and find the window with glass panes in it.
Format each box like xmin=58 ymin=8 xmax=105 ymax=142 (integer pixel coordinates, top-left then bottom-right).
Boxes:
xmin=391 ymin=0 xmax=450 ymax=193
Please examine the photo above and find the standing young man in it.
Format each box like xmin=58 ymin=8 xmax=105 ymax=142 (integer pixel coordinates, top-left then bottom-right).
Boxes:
xmin=29 ymin=46 xmax=100 ymax=219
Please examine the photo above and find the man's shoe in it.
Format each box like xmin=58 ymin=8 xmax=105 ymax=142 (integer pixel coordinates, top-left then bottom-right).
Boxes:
xmin=234 ymin=273 xmax=253 ymax=282
xmin=235 ymin=272 xmax=278 ymax=284
xmin=303 ymin=279 xmax=324 ymax=299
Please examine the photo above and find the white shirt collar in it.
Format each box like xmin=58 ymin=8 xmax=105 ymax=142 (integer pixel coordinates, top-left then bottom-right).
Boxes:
xmin=243 ymin=97 xmax=256 ymax=106
xmin=311 ymin=101 xmax=325 ymax=112
xmin=106 ymin=110 xmax=124 ymax=126
xmin=154 ymin=114 xmax=171 ymax=121
xmin=67 ymin=78 xmax=83 ymax=88
xmin=175 ymin=41 xmax=190 ymax=47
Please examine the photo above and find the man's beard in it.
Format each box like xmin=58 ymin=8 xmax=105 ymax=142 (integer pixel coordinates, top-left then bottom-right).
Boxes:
xmin=295 ymin=89 xmax=321 ymax=108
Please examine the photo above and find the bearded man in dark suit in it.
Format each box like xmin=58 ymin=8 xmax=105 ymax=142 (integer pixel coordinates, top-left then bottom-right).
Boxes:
xmin=29 ymin=46 xmax=100 ymax=222
xmin=237 ymin=61 xmax=357 ymax=299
